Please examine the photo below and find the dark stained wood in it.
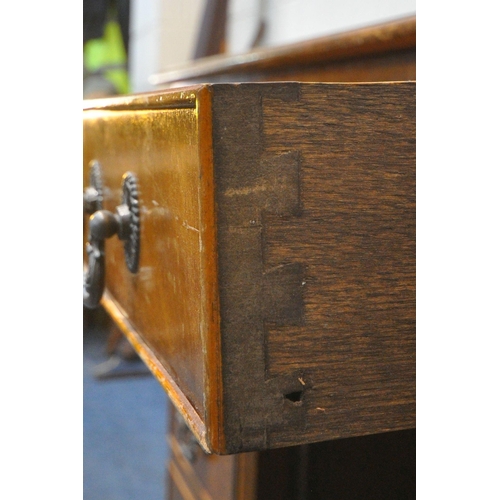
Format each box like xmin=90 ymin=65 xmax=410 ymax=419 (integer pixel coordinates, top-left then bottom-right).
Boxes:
xmin=83 ymin=82 xmax=415 ymax=455
xmin=151 ymin=16 xmax=415 ymax=87
xmin=253 ymin=47 xmax=416 ymax=84
xmin=210 ymin=82 xmax=415 ymax=453
xmin=167 ymin=402 xmax=415 ymax=499
xmin=168 ymin=405 xmax=242 ymax=500
xmin=302 ymin=429 xmax=416 ymax=499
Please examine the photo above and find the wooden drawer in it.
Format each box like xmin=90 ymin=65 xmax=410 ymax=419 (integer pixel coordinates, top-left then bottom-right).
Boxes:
xmin=166 ymin=400 xmax=415 ymax=500
xmin=168 ymin=404 xmax=257 ymax=500
xmin=83 ymin=82 xmax=415 ymax=455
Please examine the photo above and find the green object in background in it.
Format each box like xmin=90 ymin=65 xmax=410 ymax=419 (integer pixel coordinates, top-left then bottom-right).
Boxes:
xmin=84 ymin=19 xmax=129 ymax=95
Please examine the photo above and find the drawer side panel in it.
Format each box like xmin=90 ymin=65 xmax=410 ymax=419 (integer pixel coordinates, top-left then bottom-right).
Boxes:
xmin=211 ymin=82 xmax=415 ymax=453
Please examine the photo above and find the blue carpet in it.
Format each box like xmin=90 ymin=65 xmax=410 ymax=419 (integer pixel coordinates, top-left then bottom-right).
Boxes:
xmin=83 ymin=310 xmax=169 ymax=500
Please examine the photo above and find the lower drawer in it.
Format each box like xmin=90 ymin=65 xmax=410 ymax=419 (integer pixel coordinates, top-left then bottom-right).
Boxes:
xmin=167 ymin=402 xmax=416 ymax=500
xmin=168 ymin=407 xmax=250 ymax=500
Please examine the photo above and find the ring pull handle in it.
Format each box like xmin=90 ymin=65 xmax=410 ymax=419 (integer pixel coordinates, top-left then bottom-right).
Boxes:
xmin=83 ymin=172 xmax=140 ymax=309
xmin=83 ymin=235 xmax=105 ymax=309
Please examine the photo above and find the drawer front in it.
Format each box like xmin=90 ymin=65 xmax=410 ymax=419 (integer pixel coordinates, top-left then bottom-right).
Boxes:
xmin=83 ymin=89 xmax=221 ymax=451
xmin=169 ymin=409 xmax=237 ymax=500
xmin=168 ymin=402 xmax=258 ymax=500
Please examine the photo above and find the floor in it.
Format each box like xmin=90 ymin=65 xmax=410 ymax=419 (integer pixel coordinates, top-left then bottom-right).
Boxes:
xmin=83 ymin=308 xmax=169 ymax=500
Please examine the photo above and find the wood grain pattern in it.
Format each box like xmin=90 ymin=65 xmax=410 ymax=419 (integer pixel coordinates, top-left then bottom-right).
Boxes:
xmin=167 ymin=403 xmax=414 ymax=500
xmin=168 ymin=401 xmax=260 ymax=500
xmin=169 ymin=406 xmax=237 ymax=500
xmin=83 ymin=87 xmax=221 ymax=451
xmin=210 ymin=82 xmax=415 ymax=453
xmin=150 ymin=16 xmax=415 ymax=87
xmin=83 ymin=82 xmax=415 ymax=455
xmin=196 ymin=86 xmax=226 ymax=454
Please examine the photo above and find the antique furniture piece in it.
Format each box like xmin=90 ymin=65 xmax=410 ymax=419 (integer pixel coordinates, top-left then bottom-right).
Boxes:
xmin=167 ymin=401 xmax=415 ymax=500
xmin=83 ymin=81 xmax=415 ymax=456
xmin=151 ymin=16 xmax=415 ymax=87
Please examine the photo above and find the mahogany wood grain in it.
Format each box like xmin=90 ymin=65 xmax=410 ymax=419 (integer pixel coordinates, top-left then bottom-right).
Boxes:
xmin=83 ymin=82 xmax=415 ymax=455
xmin=167 ymin=402 xmax=415 ymax=499
xmin=169 ymin=412 xmax=236 ymax=500
xmin=83 ymin=88 xmax=223 ymax=452
xmin=210 ymin=82 xmax=415 ymax=453
xmin=168 ymin=402 xmax=259 ymax=500
xmin=151 ymin=16 xmax=415 ymax=87
xmin=252 ymin=48 xmax=416 ymax=84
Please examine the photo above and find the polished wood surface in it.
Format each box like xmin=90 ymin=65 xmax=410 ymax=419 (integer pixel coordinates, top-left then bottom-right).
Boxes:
xmin=83 ymin=87 xmax=223 ymax=452
xmin=168 ymin=408 xmax=248 ymax=500
xmin=151 ymin=16 xmax=415 ymax=87
xmin=84 ymin=82 xmax=415 ymax=455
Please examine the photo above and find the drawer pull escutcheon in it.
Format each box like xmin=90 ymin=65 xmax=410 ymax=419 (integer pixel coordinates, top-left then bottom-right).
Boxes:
xmin=83 ymin=172 xmax=140 ymax=309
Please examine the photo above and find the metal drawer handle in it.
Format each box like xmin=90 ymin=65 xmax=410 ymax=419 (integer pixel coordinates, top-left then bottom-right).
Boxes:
xmin=83 ymin=172 xmax=140 ymax=309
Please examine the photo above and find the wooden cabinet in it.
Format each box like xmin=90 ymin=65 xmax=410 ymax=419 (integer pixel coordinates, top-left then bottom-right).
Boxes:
xmin=168 ymin=404 xmax=258 ymax=500
xmin=167 ymin=401 xmax=416 ymax=500
xmin=151 ymin=16 xmax=416 ymax=87
xmin=83 ymin=81 xmax=415 ymax=455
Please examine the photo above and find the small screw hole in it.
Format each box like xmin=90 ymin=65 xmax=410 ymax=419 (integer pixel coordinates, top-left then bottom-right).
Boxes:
xmin=284 ymin=391 xmax=303 ymax=403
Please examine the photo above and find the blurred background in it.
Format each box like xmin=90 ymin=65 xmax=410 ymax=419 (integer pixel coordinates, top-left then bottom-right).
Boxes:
xmin=83 ymin=0 xmax=416 ymax=97
xmin=83 ymin=307 xmax=167 ymax=500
